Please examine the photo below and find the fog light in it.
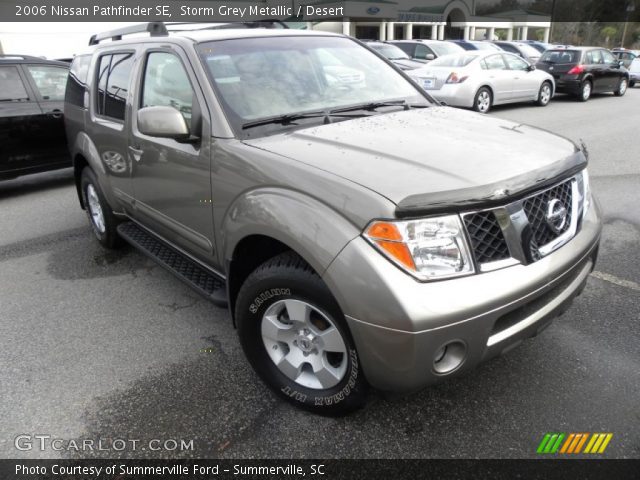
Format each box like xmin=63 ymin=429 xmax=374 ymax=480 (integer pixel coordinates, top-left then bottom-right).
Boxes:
xmin=433 ymin=341 xmax=467 ymax=374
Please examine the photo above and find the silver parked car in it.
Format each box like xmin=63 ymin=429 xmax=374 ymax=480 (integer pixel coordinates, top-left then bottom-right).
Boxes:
xmin=408 ymin=51 xmax=555 ymax=113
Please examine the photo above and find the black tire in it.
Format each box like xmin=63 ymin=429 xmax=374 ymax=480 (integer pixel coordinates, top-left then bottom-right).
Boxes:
xmin=473 ymin=87 xmax=492 ymax=113
xmin=578 ymin=80 xmax=592 ymax=102
xmin=536 ymin=81 xmax=552 ymax=106
xmin=630 ymin=80 xmax=636 ymax=88
xmin=614 ymin=77 xmax=628 ymax=96
xmin=80 ymin=167 xmax=123 ymax=249
xmin=235 ymin=251 xmax=368 ymax=415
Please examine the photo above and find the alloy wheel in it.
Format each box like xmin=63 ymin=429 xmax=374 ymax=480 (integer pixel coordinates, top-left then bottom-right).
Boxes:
xmin=86 ymin=184 xmax=106 ymax=234
xmin=261 ymin=299 xmax=348 ymax=390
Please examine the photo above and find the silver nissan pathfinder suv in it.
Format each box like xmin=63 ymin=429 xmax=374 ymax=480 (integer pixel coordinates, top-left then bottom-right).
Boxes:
xmin=65 ymin=23 xmax=601 ymax=414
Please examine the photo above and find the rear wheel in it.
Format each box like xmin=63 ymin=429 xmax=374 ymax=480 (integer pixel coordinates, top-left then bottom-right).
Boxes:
xmin=80 ymin=168 xmax=123 ymax=249
xmin=578 ymin=80 xmax=592 ymax=102
xmin=473 ymin=87 xmax=492 ymax=113
xmin=614 ymin=77 xmax=628 ymax=96
xmin=536 ymin=81 xmax=552 ymax=106
xmin=235 ymin=252 xmax=368 ymax=415
xmin=630 ymin=80 xmax=636 ymax=88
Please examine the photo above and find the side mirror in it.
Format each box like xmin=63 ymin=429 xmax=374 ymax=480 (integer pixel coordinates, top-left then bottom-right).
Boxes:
xmin=618 ymin=60 xmax=624 ymax=67
xmin=425 ymin=53 xmax=435 ymax=61
xmin=527 ymin=64 xmax=536 ymax=71
xmin=137 ymin=106 xmax=190 ymax=140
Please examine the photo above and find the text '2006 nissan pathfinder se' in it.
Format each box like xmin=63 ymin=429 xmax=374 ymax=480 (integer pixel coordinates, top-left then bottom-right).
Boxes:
xmin=65 ymin=23 xmax=601 ymax=414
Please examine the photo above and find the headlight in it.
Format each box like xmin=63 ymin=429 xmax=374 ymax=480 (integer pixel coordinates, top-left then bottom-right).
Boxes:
xmin=579 ymin=168 xmax=591 ymax=220
xmin=364 ymin=215 xmax=475 ymax=281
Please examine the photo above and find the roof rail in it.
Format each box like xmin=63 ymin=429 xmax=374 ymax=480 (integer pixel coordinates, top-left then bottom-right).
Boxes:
xmin=167 ymin=21 xmax=290 ymax=32
xmin=0 ymin=54 xmax=45 ymax=60
xmin=89 ymin=22 xmax=168 ymax=46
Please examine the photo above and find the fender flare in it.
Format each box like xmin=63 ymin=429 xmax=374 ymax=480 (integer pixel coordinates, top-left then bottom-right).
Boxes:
xmin=221 ymin=187 xmax=361 ymax=276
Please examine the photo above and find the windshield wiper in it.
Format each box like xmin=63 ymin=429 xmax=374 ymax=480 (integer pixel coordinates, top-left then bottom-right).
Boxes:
xmin=241 ymin=110 xmax=370 ymax=130
xmin=330 ymin=100 xmax=428 ymax=114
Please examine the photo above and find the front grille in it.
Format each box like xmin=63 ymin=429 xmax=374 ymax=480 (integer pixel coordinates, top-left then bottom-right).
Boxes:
xmin=463 ymin=211 xmax=510 ymax=264
xmin=462 ymin=177 xmax=579 ymax=269
xmin=523 ymin=180 xmax=573 ymax=248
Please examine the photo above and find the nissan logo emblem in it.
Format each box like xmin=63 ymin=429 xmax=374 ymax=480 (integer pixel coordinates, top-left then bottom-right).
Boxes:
xmin=367 ymin=7 xmax=380 ymax=14
xmin=546 ymin=199 xmax=568 ymax=233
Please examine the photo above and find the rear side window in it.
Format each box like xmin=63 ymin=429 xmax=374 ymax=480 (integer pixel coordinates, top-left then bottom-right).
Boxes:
xmin=140 ymin=52 xmax=194 ymax=128
xmin=26 ymin=65 xmax=68 ymax=101
xmin=65 ymin=55 xmax=91 ymax=107
xmin=0 ymin=66 xmax=29 ymax=101
xmin=96 ymin=53 xmax=134 ymax=121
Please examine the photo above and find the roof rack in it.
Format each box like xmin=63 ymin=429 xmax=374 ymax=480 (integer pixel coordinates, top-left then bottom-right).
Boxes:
xmin=89 ymin=22 xmax=168 ymax=46
xmin=88 ymin=21 xmax=289 ymax=45
xmin=0 ymin=54 xmax=46 ymax=60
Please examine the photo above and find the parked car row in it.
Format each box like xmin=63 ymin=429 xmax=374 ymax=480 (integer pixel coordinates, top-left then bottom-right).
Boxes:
xmin=401 ymin=43 xmax=634 ymax=113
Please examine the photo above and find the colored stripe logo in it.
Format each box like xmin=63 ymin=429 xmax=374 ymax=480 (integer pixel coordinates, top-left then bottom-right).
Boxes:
xmin=537 ymin=433 xmax=612 ymax=454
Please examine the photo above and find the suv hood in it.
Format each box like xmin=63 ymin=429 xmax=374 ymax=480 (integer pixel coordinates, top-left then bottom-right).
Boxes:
xmin=244 ymin=107 xmax=584 ymax=216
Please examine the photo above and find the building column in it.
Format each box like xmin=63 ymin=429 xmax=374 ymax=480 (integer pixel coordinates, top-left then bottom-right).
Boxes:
xmin=507 ymin=28 xmax=513 ymax=40
xmin=342 ymin=18 xmax=351 ymax=36
xmin=438 ymin=24 xmax=445 ymax=40
xmin=431 ymin=24 xmax=438 ymax=39
xmin=469 ymin=26 xmax=476 ymax=40
xmin=405 ymin=23 xmax=413 ymax=39
xmin=379 ymin=22 xmax=386 ymax=41
xmin=387 ymin=21 xmax=395 ymax=40
xmin=463 ymin=26 xmax=470 ymax=40
xmin=487 ymin=27 xmax=495 ymax=40
xmin=543 ymin=27 xmax=550 ymax=43
xmin=521 ymin=26 xmax=528 ymax=40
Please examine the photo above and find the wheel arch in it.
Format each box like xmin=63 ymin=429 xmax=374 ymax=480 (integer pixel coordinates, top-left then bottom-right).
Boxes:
xmin=222 ymin=188 xmax=361 ymax=324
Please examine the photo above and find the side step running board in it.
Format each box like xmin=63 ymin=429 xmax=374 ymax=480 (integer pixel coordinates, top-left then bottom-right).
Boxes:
xmin=117 ymin=222 xmax=227 ymax=308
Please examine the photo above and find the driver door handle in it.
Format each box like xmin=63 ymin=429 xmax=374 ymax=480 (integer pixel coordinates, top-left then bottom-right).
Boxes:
xmin=128 ymin=146 xmax=143 ymax=162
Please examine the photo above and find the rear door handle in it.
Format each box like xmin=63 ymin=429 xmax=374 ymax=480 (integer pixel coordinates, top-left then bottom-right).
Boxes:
xmin=128 ymin=146 xmax=143 ymax=162
xmin=46 ymin=109 xmax=63 ymax=119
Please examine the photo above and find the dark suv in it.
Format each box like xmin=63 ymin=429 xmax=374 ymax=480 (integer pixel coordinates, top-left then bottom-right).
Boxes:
xmin=0 ymin=55 xmax=70 ymax=180
xmin=536 ymin=47 xmax=630 ymax=101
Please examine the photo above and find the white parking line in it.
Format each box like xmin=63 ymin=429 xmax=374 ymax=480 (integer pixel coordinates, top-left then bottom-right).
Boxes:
xmin=591 ymin=271 xmax=640 ymax=292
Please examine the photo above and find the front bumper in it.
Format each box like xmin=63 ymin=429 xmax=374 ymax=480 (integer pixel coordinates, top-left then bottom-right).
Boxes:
xmin=322 ymin=198 xmax=602 ymax=391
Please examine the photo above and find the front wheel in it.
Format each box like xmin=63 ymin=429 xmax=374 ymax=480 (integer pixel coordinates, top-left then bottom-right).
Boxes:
xmin=630 ymin=80 xmax=636 ymax=88
xmin=614 ymin=77 xmax=628 ymax=96
xmin=235 ymin=252 xmax=368 ymax=415
xmin=473 ymin=87 xmax=492 ymax=113
xmin=536 ymin=81 xmax=552 ymax=106
xmin=80 ymin=168 xmax=123 ymax=249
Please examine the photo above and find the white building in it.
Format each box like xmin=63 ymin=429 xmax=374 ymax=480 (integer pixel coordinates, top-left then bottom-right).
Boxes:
xmin=302 ymin=0 xmax=551 ymax=42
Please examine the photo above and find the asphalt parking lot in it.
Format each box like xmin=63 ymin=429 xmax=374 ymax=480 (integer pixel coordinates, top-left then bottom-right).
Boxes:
xmin=1 ymin=89 xmax=638 ymax=460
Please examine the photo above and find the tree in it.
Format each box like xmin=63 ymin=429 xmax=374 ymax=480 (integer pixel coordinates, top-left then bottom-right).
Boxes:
xmin=601 ymin=25 xmax=618 ymax=46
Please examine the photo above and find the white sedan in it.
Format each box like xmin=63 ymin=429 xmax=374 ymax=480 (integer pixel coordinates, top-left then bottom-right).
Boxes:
xmin=407 ymin=51 xmax=555 ymax=113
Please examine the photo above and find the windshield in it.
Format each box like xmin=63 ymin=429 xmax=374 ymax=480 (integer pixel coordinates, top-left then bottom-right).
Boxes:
xmin=516 ymin=43 xmax=542 ymax=57
xmin=198 ymin=36 xmax=429 ymax=137
xmin=369 ymin=43 xmax=410 ymax=60
xmin=428 ymin=53 xmax=479 ymax=67
xmin=430 ymin=42 xmax=464 ymax=56
xmin=540 ymin=49 xmax=579 ymax=64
